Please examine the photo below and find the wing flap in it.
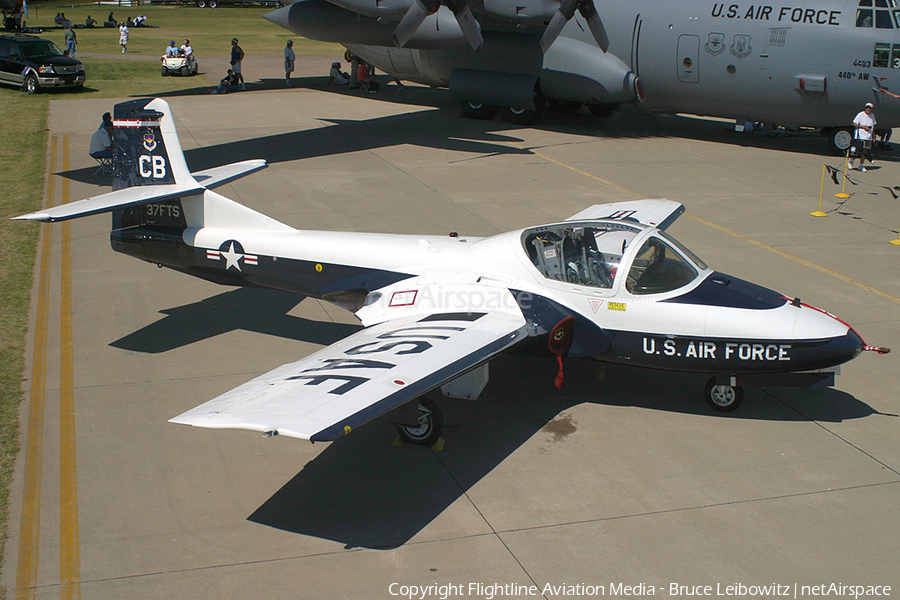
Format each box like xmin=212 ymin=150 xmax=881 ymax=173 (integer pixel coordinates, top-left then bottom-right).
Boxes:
xmin=566 ymin=199 xmax=685 ymax=230
xmin=169 ymin=311 xmax=528 ymax=441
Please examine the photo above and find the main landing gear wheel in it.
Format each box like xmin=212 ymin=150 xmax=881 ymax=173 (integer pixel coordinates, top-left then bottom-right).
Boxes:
xmin=395 ymin=396 xmax=443 ymax=446
xmin=704 ymin=377 xmax=744 ymax=412
xmin=826 ymin=126 xmax=854 ymax=156
xmin=460 ymin=101 xmax=499 ymax=120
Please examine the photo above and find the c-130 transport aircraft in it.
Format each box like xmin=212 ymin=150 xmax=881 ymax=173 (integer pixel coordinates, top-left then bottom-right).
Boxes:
xmin=16 ymin=99 xmax=889 ymax=446
xmin=263 ymin=0 xmax=900 ymax=153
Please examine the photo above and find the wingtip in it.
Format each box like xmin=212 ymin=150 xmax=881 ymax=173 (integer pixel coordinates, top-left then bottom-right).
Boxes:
xmin=12 ymin=213 xmax=50 ymax=222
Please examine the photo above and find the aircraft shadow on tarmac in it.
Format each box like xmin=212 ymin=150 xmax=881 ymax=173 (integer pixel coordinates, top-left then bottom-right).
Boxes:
xmin=246 ymin=348 xmax=878 ymax=550
xmin=110 ymin=287 xmax=360 ymax=353
xmin=60 ymin=98 xmax=533 ymax=185
xmin=155 ymin=75 xmax=900 ymax=160
xmin=59 ymin=75 xmax=900 ymax=186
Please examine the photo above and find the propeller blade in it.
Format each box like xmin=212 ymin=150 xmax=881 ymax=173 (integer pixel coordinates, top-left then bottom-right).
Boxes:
xmin=447 ymin=0 xmax=484 ymax=52
xmin=540 ymin=0 xmax=577 ymax=53
xmin=392 ymin=0 xmax=438 ymax=48
xmin=540 ymin=11 xmax=569 ymax=52
xmin=578 ymin=0 xmax=609 ymax=52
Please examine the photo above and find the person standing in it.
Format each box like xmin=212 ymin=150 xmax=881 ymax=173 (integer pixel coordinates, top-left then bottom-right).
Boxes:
xmin=64 ymin=23 xmax=76 ymax=57
xmin=850 ymin=102 xmax=876 ymax=171
xmin=230 ymin=38 xmax=245 ymax=91
xmin=284 ymin=39 xmax=295 ymax=87
xmin=118 ymin=21 xmax=129 ymax=53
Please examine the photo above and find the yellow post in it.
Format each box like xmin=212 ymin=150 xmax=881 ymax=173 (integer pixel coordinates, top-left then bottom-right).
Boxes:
xmin=811 ymin=164 xmax=828 ymax=217
xmin=835 ymin=146 xmax=851 ymax=199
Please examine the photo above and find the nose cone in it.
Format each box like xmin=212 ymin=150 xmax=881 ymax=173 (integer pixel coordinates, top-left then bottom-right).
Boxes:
xmin=791 ymin=304 xmax=864 ymax=370
xmin=263 ymin=4 xmax=293 ymax=29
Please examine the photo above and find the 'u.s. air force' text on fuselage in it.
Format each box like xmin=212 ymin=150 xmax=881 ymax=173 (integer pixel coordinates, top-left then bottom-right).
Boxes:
xmin=643 ymin=337 xmax=792 ymax=361
xmin=711 ymin=4 xmax=841 ymax=25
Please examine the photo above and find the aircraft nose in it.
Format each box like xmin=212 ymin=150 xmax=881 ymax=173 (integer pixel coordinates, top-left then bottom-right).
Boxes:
xmin=791 ymin=303 xmax=864 ymax=368
xmin=263 ymin=4 xmax=293 ymax=28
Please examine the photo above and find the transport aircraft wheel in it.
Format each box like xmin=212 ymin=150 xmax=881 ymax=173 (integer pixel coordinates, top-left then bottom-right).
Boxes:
xmin=24 ymin=73 xmax=38 ymax=94
xmin=588 ymin=103 xmax=617 ymax=118
xmin=209 ymin=0 xmax=218 ymax=6
xmin=395 ymin=396 xmax=443 ymax=446
xmin=460 ymin=101 xmax=499 ymax=120
xmin=705 ymin=378 xmax=743 ymax=412
xmin=196 ymin=0 xmax=206 ymax=7
xmin=549 ymin=99 xmax=583 ymax=113
xmin=826 ymin=127 xmax=854 ymax=156
xmin=504 ymin=104 xmax=543 ymax=125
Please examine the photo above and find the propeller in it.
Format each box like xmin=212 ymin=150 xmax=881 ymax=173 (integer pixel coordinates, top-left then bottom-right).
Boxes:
xmin=393 ymin=0 xmax=484 ymax=52
xmin=540 ymin=0 xmax=609 ymax=53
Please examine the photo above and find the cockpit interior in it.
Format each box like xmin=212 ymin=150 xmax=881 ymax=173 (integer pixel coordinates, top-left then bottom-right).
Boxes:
xmin=523 ymin=222 xmax=708 ymax=295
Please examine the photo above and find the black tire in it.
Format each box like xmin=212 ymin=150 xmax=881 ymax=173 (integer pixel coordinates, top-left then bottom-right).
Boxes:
xmin=502 ymin=85 xmax=545 ymax=125
xmin=826 ymin=127 xmax=854 ymax=156
xmin=395 ymin=396 xmax=443 ymax=446
xmin=209 ymin=0 xmax=218 ymax=7
xmin=161 ymin=66 xmax=168 ymax=76
xmin=460 ymin=101 xmax=499 ymax=120
xmin=549 ymin=99 xmax=583 ymax=113
xmin=181 ymin=66 xmax=189 ymax=76
xmin=197 ymin=0 xmax=206 ymax=6
xmin=588 ymin=103 xmax=618 ymax=118
xmin=704 ymin=377 xmax=744 ymax=412
xmin=24 ymin=73 xmax=38 ymax=94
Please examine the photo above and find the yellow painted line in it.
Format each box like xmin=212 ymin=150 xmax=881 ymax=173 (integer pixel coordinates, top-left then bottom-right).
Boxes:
xmin=15 ymin=135 xmax=57 ymax=600
xmin=685 ymin=212 xmax=900 ymax=306
xmin=529 ymin=148 xmax=637 ymax=197
xmin=59 ymin=134 xmax=81 ymax=600
xmin=524 ymin=145 xmax=900 ymax=306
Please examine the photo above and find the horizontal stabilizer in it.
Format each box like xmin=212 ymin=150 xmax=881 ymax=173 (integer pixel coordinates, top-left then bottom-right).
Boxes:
xmin=566 ymin=199 xmax=685 ymax=230
xmin=170 ymin=311 xmax=528 ymax=441
xmin=13 ymin=183 xmax=203 ymax=223
xmin=191 ymin=159 xmax=268 ymax=190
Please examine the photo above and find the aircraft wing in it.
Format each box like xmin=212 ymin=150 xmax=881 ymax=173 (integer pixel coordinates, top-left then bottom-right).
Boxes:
xmin=170 ymin=311 xmax=528 ymax=441
xmin=566 ymin=199 xmax=685 ymax=230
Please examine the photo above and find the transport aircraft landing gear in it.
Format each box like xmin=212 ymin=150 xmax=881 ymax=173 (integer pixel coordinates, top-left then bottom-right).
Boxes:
xmin=705 ymin=377 xmax=744 ymax=412
xmin=460 ymin=101 xmax=499 ymax=120
xmin=395 ymin=396 xmax=444 ymax=446
xmin=825 ymin=126 xmax=854 ymax=156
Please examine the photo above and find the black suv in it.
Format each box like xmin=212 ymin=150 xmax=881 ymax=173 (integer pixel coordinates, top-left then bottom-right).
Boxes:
xmin=0 ymin=34 xmax=85 ymax=93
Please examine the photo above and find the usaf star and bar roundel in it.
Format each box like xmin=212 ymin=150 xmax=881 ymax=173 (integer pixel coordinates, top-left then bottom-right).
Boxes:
xmin=206 ymin=240 xmax=258 ymax=272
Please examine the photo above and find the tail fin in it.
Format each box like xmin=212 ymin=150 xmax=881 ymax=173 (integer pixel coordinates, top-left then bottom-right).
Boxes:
xmin=112 ymin=97 xmax=194 ymax=191
xmin=13 ymin=98 xmax=267 ymax=223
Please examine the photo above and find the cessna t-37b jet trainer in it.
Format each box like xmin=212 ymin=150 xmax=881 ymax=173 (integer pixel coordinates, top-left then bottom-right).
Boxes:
xmin=15 ymin=99 xmax=889 ymax=446
xmin=264 ymin=0 xmax=900 ymax=153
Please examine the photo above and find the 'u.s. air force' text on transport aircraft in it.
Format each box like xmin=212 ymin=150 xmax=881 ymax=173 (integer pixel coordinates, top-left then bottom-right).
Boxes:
xmin=263 ymin=0 xmax=900 ymax=154
xmin=15 ymin=98 xmax=889 ymax=446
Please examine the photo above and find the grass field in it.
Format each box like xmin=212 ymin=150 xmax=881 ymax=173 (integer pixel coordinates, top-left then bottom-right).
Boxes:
xmin=0 ymin=3 xmax=341 ymax=595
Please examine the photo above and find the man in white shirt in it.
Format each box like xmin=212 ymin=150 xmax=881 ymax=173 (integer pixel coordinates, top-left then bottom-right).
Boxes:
xmin=89 ymin=123 xmax=113 ymax=159
xmin=851 ymin=102 xmax=876 ymax=171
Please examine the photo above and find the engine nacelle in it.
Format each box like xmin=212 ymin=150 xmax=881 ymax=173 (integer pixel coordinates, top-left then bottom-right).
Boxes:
xmin=540 ymin=37 xmax=638 ymax=105
xmin=328 ymin=0 xmax=411 ymax=20
xmin=469 ymin=0 xmax=561 ymax=23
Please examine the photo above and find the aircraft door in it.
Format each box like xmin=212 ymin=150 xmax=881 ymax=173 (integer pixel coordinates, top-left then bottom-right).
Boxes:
xmin=676 ymin=35 xmax=700 ymax=83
